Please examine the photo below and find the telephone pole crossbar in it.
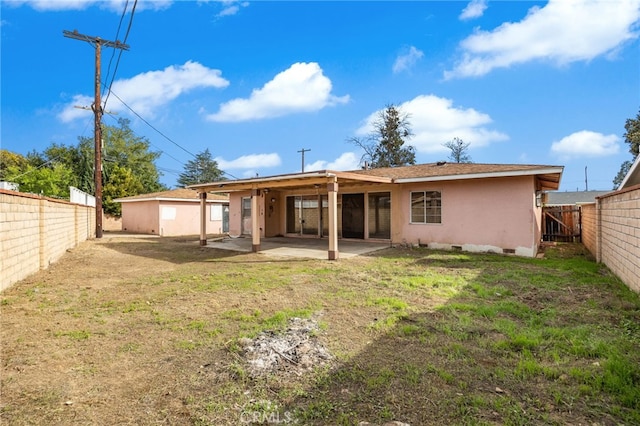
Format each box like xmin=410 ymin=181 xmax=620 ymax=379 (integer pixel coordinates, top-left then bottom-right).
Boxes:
xmin=63 ymin=30 xmax=129 ymax=238
xmin=297 ymin=148 xmax=311 ymax=173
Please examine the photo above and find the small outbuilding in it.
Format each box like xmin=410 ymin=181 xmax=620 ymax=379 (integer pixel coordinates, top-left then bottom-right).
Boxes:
xmin=189 ymin=162 xmax=563 ymax=259
xmin=115 ymin=188 xmax=229 ymax=236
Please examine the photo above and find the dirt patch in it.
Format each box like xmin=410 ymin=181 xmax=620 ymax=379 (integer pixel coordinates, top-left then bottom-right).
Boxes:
xmin=238 ymin=317 xmax=333 ymax=378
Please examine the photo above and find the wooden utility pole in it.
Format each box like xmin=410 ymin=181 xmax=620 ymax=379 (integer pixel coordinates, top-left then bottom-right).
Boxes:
xmin=63 ymin=30 xmax=129 ymax=238
xmin=297 ymin=148 xmax=311 ymax=173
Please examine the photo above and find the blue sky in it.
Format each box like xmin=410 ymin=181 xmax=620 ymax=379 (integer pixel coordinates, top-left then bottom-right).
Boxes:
xmin=1 ymin=0 xmax=639 ymax=191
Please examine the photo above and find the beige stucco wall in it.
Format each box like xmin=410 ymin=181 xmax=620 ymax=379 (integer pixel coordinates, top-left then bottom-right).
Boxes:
xmin=121 ymin=200 xmax=160 ymax=234
xmin=597 ymin=187 xmax=640 ymax=293
xmin=121 ymin=200 xmax=226 ymax=236
xmin=391 ymin=176 xmax=539 ymax=256
xmin=226 ymin=176 xmax=541 ymax=256
xmin=0 ymin=189 xmax=96 ymax=291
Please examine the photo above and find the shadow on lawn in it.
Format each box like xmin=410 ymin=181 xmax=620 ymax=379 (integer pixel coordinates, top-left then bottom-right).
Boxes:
xmin=99 ymin=236 xmax=318 ymax=266
xmin=283 ymin=246 xmax=640 ymax=426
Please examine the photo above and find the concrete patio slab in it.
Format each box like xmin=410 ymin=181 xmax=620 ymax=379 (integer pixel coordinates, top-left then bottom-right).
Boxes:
xmin=203 ymin=237 xmax=391 ymax=260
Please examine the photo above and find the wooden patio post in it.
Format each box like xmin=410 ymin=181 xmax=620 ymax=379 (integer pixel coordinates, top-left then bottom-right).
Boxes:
xmin=251 ymin=189 xmax=261 ymax=252
xmin=327 ymin=179 xmax=339 ymax=260
xmin=199 ymin=192 xmax=207 ymax=246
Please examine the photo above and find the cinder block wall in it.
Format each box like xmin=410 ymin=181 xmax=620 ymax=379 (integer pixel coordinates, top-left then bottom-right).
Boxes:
xmin=598 ymin=187 xmax=640 ymax=293
xmin=580 ymin=203 xmax=597 ymax=258
xmin=0 ymin=190 xmax=96 ymax=292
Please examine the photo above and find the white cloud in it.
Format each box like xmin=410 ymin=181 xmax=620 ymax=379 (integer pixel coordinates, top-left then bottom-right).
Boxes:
xmin=550 ymin=130 xmax=620 ymax=158
xmin=306 ymin=152 xmax=360 ymax=172
xmin=356 ymin=94 xmax=508 ymax=154
xmin=207 ymin=62 xmax=349 ymax=122
xmin=58 ymin=94 xmax=94 ymax=123
xmin=215 ymin=153 xmax=282 ymax=170
xmin=8 ymin=0 xmax=172 ymax=11
xmin=216 ymin=0 xmax=248 ymax=18
xmin=59 ymin=61 xmax=229 ymax=121
xmin=459 ymin=0 xmax=488 ymax=21
xmin=392 ymin=46 xmax=424 ymax=74
xmin=446 ymin=0 xmax=640 ymax=79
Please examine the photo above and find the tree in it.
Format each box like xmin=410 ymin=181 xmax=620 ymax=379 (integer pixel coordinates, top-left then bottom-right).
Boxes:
xmin=0 ymin=149 xmax=28 ymax=180
xmin=613 ymin=109 xmax=640 ymax=188
xmin=5 ymin=163 xmax=74 ymax=198
xmin=350 ymin=104 xmax=416 ymax=168
xmin=177 ymin=148 xmax=225 ymax=186
xmin=443 ymin=137 xmax=472 ymax=163
xmin=102 ymin=164 xmax=144 ymax=216
xmin=99 ymin=118 xmax=165 ymax=194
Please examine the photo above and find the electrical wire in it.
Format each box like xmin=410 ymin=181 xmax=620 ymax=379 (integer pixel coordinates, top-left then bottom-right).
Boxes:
xmin=103 ymin=0 xmax=128 ymax=98
xmin=103 ymin=0 xmax=137 ymax=111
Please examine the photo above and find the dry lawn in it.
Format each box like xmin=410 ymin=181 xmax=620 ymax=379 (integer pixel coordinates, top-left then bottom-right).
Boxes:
xmin=1 ymin=236 xmax=639 ymax=425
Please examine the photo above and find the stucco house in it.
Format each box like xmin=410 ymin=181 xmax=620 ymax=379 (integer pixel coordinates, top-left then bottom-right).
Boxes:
xmin=115 ymin=188 xmax=229 ymax=236
xmin=189 ymin=162 xmax=563 ymax=259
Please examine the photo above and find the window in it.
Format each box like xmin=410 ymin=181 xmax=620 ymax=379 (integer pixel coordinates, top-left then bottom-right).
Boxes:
xmin=210 ymin=204 xmax=223 ymax=221
xmin=410 ymin=191 xmax=441 ymax=224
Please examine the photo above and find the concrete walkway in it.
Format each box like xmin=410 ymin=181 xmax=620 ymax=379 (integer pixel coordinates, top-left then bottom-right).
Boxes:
xmin=203 ymin=236 xmax=391 ymax=260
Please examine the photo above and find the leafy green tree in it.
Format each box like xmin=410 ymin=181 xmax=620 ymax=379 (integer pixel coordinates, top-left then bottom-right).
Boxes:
xmin=103 ymin=164 xmax=144 ymax=216
xmin=98 ymin=118 xmax=166 ymax=194
xmin=0 ymin=149 xmax=28 ymax=180
xmin=177 ymin=148 xmax=224 ymax=186
xmin=443 ymin=137 xmax=472 ymax=163
xmin=350 ymin=104 xmax=416 ymax=168
xmin=613 ymin=109 xmax=640 ymax=188
xmin=5 ymin=163 xmax=74 ymax=198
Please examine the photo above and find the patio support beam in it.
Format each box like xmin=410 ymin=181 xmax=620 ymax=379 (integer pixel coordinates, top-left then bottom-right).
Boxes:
xmin=251 ymin=189 xmax=261 ymax=252
xmin=327 ymin=180 xmax=339 ymax=260
xmin=199 ymin=192 xmax=207 ymax=246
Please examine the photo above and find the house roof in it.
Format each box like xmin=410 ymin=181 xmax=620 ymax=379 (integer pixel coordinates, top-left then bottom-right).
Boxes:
xmin=352 ymin=162 xmax=562 ymax=189
xmin=619 ymin=155 xmax=640 ymax=189
xmin=544 ymin=190 xmax=610 ymax=206
xmin=114 ymin=188 xmax=229 ymax=203
xmin=188 ymin=162 xmax=563 ymax=193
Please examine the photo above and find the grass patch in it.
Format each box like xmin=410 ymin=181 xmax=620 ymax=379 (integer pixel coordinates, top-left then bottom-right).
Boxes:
xmin=2 ymin=239 xmax=639 ymax=425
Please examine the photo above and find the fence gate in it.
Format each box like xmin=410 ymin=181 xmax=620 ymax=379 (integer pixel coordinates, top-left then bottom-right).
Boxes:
xmin=542 ymin=206 xmax=581 ymax=242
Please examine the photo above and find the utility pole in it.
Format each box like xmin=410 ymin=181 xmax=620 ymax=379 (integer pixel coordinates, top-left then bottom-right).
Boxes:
xmin=297 ymin=148 xmax=311 ymax=173
xmin=63 ymin=30 xmax=129 ymax=238
xmin=585 ymin=166 xmax=589 ymax=191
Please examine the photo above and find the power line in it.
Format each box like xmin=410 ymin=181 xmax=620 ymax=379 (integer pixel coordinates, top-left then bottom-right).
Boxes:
xmin=103 ymin=0 xmax=128 ymax=97
xmin=103 ymin=0 xmax=137 ymax=111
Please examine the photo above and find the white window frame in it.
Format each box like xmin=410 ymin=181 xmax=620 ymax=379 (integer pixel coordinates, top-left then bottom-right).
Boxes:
xmin=409 ymin=190 xmax=442 ymax=224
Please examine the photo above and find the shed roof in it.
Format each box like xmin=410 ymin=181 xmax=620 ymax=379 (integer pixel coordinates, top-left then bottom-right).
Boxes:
xmin=544 ymin=191 xmax=610 ymax=206
xmin=114 ymin=188 xmax=229 ymax=203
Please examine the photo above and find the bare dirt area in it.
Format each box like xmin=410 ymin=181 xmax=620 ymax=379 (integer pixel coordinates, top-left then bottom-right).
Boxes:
xmin=1 ymin=236 xmax=639 ymax=425
xmin=0 ymin=236 xmax=398 ymax=425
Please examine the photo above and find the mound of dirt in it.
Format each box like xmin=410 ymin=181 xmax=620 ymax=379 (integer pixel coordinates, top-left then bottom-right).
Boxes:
xmin=238 ymin=317 xmax=333 ymax=377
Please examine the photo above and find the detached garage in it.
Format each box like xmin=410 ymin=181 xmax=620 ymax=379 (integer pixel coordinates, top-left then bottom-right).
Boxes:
xmin=115 ymin=188 xmax=229 ymax=236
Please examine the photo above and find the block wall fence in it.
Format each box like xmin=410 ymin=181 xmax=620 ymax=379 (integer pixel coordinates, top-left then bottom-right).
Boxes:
xmin=0 ymin=189 xmax=96 ymax=292
xmin=580 ymin=185 xmax=640 ymax=293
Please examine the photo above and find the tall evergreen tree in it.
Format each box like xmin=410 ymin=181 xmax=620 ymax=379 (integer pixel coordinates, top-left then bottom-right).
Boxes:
xmin=177 ymin=148 xmax=224 ymax=186
xmin=350 ymin=104 xmax=416 ymax=168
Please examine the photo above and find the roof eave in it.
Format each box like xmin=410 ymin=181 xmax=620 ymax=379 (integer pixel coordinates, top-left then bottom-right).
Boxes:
xmin=394 ymin=167 xmax=564 ymax=185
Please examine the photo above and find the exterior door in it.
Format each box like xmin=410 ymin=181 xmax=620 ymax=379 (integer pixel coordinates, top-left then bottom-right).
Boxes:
xmin=342 ymin=193 xmax=365 ymax=239
xmin=222 ymin=204 xmax=230 ymax=233
xmin=241 ymin=197 xmax=251 ymax=235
